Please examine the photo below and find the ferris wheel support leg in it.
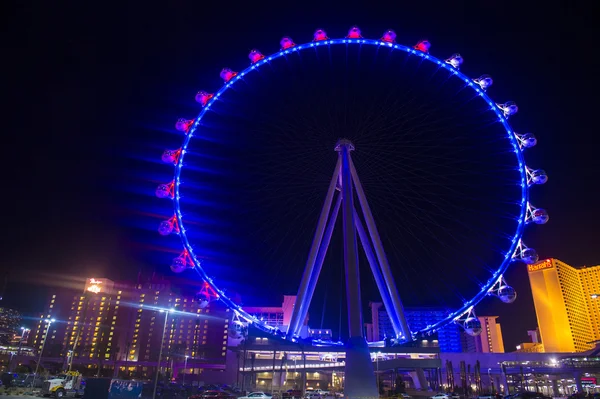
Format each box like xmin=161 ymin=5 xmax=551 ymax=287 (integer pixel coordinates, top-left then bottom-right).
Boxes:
xmin=354 ymin=207 xmax=404 ymax=340
xmin=338 ymin=140 xmax=379 ymax=399
xmin=287 ymin=158 xmax=342 ymax=339
xmin=295 ymin=192 xmax=343 ymax=338
xmin=349 ymin=159 xmax=411 ymax=341
xmin=338 ymin=142 xmax=363 ymax=338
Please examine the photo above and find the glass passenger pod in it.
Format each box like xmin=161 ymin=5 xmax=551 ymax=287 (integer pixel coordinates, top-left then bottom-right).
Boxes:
xmin=516 ymin=132 xmax=537 ymax=148
xmin=171 ymin=250 xmax=191 ymax=273
xmin=445 ymin=53 xmax=464 ymax=69
xmin=463 ymin=317 xmax=482 ymax=336
xmin=497 ymin=285 xmax=517 ymax=303
xmin=532 ymin=208 xmax=549 ymax=224
xmin=280 ymin=36 xmax=295 ymax=50
xmin=528 ymin=168 xmax=548 ymax=185
xmin=381 ymin=30 xmax=397 ymax=43
xmin=175 ymin=118 xmax=194 ymax=133
xmin=220 ymin=68 xmax=238 ymax=83
xmin=196 ymin=282 xmax=218 ymax=308
xmin=496 ymin=101 xmax=519 ymax=117
xmin=155 ymin=181 xmax=175 ymax=199
xmin=248 ymin=49 xmax=265 ymax=64
xmin=195 ymin=91 xmax=214 ymax=107
xmin=521 ymin=248 xmax=539 ymax=264
xmin=229 ymin=320 xmax=246 ymax=339
xmin=413 ymin=39 xmax=431 ymax=53
xmin=161 ymin=148 xmax=182 ymax=165
xmin=158 ymin=215 xmax=179 ymax=236
xmin=313 ymin=29 xmax=328 ymax=41
xmin=473 ymin=75 xmax=493 ymax=91
xmin=346 ymin=26 xmax=363 ymax=39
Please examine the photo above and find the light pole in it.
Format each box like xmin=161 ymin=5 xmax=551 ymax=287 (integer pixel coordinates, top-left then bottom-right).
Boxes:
xmin=376 ymin=352 xmax=381 ymax=394
xmin=10 ymin=327 xmax=29 ymax=371
xmin=153 ymin=309 xmax=173 ymax=399
xmin=32 ymin=318 xmax=55 ymax=388
xmin=183 ymin=355 xmax=189 ymax=385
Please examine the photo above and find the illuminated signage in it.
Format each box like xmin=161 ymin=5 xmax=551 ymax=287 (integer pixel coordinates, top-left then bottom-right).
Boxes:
xmin=86 ymin=278 xmax=103 ymax=293
xmin=528 ymin=260 xmax=554 ymax=273
xmin=582 ymin=377 xmax=597 ymax=386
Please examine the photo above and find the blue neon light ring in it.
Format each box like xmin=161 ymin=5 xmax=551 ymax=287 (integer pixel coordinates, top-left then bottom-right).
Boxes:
xmin=170 ymin=37 xmax=530 ymax=340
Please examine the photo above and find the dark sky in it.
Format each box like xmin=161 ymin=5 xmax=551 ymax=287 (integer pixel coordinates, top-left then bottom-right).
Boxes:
xmin=3 ymin=1 xmax=599 ymax=351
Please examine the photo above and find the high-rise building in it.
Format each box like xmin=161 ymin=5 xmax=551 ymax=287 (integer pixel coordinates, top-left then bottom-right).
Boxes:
xmin=527 ymin=258 xmax=600 ymax=352
xmin=0 ymin=307 xmax=21 ymax=345
xmin=244 ymin=295 xmax=296 ymax=331
xmin=459 ymin=316 xmax=505 ymax=353
xmin=368 ymin=302 xmax=463 ymax=352
xmin=474 ymin=316 xmax=505 ymax=353
xmin=31 ymin=275 xmax=233 ymax=378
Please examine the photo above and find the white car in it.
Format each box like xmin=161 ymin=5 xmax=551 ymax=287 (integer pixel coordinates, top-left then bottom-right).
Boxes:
xmin=239 ymin=393 xmax=272 ymax=399
xmin=432 ymin=394 xmax=451 ymax=399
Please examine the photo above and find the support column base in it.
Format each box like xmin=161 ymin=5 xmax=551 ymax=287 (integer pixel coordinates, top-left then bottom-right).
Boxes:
xmin=344 ymin=337 xmax=378 ymax=399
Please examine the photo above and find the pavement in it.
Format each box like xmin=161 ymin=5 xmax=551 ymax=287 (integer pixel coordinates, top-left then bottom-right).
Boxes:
xmin=1 ymin=396 xmax=39 ymax=399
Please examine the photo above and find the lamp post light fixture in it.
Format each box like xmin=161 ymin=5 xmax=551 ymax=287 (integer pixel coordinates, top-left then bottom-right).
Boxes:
xmin=591 ymin=294 xmax=599 ymax=299
xmin=153 ymin=309 xmax=174 ymax=399
xmin=32 ymin=318 xmax=55 ymax=388
xmin=183 ymin=355 xmax=189 ymax=385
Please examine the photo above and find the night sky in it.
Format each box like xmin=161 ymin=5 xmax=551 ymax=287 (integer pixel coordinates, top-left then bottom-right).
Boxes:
xmin=3 ymin=1 xmax=598 ymax=351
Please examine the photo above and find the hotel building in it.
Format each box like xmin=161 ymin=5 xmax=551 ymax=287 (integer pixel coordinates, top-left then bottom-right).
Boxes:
xmin=527 ymin=258 xmax=600 ymax=352
xmin=30 ymin=275 xmax=232 ymax=379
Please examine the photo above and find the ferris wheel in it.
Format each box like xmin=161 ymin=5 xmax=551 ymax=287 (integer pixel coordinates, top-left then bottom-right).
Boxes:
xmin=153 ymin=26 xmax=548 ymax=344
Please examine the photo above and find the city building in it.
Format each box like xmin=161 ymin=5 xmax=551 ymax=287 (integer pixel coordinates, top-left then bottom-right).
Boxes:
xmin=234 ymin=327 xmax=441 ymax=394
xmin=462 ymin=316 xmax=505 ymax=353
xmin=244 ymin=295 xmax=296 ymax=331
xmin=367 ymin=302 xmax=463 ymax=352
xmin=527 ymin=258 xmax=600 ymax=352
xmin=29 ymin=275 xmax=233 ymax=380
xmin=515 ymin=330 xmax=544 ymax=353
xmin=0 ymin=307 xmax=21 ymax=345
xmin=439 ymin=344 xmax=600 ymax=397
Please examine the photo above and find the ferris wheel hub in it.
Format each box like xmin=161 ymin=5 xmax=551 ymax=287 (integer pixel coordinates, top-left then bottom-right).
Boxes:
xmin=335 ymin=138 xmax=355 ymax=151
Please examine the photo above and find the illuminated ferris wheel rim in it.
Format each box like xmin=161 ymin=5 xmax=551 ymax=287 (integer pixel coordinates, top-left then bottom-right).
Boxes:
xmin=156 ymin=28 xmax=548 ymax=342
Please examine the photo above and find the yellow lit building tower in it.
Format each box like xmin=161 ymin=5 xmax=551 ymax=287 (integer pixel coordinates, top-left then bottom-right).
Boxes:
xmin=527 ymin=258 xmax=600 ymax=352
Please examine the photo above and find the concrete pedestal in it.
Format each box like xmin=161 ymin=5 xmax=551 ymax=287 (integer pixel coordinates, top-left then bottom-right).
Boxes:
xmin=344 ymin=337 xmax=379 ymax=399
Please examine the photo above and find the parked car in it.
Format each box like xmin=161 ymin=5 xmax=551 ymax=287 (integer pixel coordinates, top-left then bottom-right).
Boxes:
xmin=190 ymin=390 xmax=237 ymax=399
xmin=238 ymin=393 xmax=272 ymax=399
xmin=283 ymin=389 xmax=303 ymax=399
xmin=432 ymin=394 xmax=451 ymax=399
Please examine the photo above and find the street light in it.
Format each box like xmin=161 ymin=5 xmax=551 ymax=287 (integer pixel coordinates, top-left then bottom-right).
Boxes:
xmin=183 ymin=355 xmax=189 ymax=385
xmin=592 ymin=294 xmax=599 ymax=299
xmin=153 ymin=309 xmax=173 ymax=399
xmin=32 ymin=318 xmax=55 ymax=388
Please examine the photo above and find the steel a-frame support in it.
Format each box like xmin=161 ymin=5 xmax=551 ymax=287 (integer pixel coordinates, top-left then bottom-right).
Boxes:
xmin=287 ymin=139 xmax=410 ymax=341
xmin=286 ymin=140 xmax=410 ymax=398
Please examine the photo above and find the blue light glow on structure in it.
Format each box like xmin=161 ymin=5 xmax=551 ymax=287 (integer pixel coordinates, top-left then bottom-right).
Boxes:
xmin=162 ymin=35 xmax=534 ymax=341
